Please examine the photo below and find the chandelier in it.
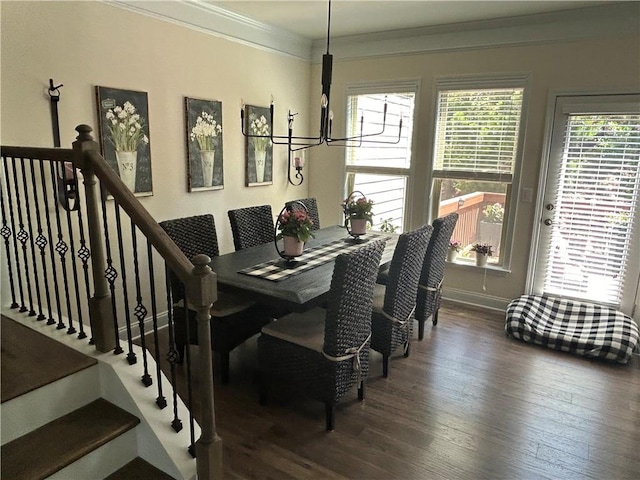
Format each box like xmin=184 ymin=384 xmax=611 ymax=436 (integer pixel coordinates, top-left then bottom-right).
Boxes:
xmin=241 ymin=0 xmax=404 ymax=185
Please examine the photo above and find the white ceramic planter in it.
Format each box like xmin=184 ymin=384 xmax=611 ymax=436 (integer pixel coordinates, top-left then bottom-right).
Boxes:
xmin=349 ymin=218 xmax=367 ymax=235
xmin=476 ymin=253 xmax=488 ymax=267
xmin=283 ymin=235 xmax=304 ymax=257
xmin=446 ymin=249 xmax=458 ymax=263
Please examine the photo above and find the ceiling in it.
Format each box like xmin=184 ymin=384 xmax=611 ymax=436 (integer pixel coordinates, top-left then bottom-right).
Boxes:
xmin=209 ymin=1 xmax=617 ymax=40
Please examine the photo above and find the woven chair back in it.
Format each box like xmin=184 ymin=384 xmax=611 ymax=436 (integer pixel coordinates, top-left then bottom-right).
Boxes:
xmin=228 ymin=204 xmax=274 ymax=251
xmin=419 ymin=213 xmax=458 ymax=289
xmin=159 ymin=214 xmax=220 ymax=301
xmin=323 ymin=239 xmax=386 ymax=358
xmin=383 ymin=224 xmax=432 ymax=322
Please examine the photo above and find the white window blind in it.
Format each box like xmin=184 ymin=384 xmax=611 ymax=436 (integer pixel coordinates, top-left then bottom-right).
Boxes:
xmin=346 ymin=92 xmax=415 ymax=169
xmin=544 ymin=113 xmax=640 ymax=305
xmin=433 ymin=88 xmax=524 ymax=181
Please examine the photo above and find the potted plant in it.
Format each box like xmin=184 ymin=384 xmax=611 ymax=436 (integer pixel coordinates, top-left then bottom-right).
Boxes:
xmin=471 ymin=242 xmax=493 ymax=267
xmin=447 ymin=240 xmax=462 ymax=262
xmin=342 ymin=193 xmax=374 ymax=235
xmin=277 ymin=209 xmax=315 ymax=257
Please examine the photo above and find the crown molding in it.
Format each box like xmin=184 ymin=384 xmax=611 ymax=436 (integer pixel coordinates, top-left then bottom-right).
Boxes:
xmin=107 ymin=0 xmax=312 ymax=61
xmin=313 ymin=2 xmax=640 ymax=62
xmin=106 ymin=2 xmax=638 ymax=64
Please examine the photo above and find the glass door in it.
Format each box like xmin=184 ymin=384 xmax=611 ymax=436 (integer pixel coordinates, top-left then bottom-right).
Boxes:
xmin=530 ymin=93 xmax=640 ymax=315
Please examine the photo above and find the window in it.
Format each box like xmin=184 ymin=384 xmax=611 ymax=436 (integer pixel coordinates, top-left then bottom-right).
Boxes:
xmin=345 ymin=83 xmax=417 ymax=233
xmin=431 ymin=75 xmax=529 ymax=267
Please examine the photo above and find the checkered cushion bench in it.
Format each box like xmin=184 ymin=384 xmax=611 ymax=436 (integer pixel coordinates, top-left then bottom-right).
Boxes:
xmin=505 ymin=295 xmax=639 ymax=364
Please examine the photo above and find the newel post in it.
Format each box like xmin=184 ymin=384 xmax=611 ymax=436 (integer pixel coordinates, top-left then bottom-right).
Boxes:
xmin=188 ymin=254 xmax=223 ymax=479
xmin=72 ymin=125 xmax=116 ymax=352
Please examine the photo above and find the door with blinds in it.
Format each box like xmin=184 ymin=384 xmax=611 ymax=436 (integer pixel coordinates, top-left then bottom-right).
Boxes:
xmin=531 ymin=93 xmax=640 ymax=316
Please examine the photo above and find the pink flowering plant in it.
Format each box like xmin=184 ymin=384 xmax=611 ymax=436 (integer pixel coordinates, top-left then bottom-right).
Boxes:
xmin=342 ymin=195 xmax=374 ymax=223
xmin=449 ymin=240 xmax=462 ymax=252
xmin=277 ymin=209 xmax=315 ymax=243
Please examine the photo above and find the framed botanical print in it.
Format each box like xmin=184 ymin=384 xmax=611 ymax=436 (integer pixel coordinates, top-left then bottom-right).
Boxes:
xmin=95 ymin=86 xmax=152 ymax=197
xmin=244 ymin=105 xmax=273 ymax=186
xmin=185 ymin=97 xmax=224 ymax=192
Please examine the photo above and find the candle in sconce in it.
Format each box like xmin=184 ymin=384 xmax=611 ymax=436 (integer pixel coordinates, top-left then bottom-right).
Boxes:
xmin=294 ymin=157 xmax=302 ymax=168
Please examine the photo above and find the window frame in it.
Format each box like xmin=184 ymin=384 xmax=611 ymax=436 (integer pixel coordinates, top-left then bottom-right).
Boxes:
xmin=428 ymin=73 xmax=531 ymax=270
xmin=343 ymin=80 xmax=420 ymax=232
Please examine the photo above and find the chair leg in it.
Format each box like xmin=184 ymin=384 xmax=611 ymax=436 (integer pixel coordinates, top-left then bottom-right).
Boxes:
xmin=358 ymin=380 xmax=365 ymax=400
xmin=418 ymin=320 xmax=425 ymax=340
xmin=433 ymin=308 xmax=439 ymax=325
xmin=404 ymin=341 xmax=411 ymax=358
xmin=325 ymin=402 xmax=335 ymax=431
xmin=176 ymin=342 xmax=186 ymax=365
xmin=382 ymin=355 xmax=389 ymax=377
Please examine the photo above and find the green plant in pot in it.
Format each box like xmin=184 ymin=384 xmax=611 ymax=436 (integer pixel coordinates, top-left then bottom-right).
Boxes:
xmin=471 ymin=242 xmax=493 ymax=267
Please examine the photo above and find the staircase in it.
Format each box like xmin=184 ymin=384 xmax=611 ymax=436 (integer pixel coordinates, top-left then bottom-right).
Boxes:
xmin=1 ymin=315 xmax=182 ymax=479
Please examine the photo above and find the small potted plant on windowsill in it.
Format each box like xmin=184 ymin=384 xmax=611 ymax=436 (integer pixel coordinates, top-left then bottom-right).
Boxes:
xmin=471 ymin=243 xmax=493 ymax=267
xmin=447 ymin=240 xmax=462 ymax=262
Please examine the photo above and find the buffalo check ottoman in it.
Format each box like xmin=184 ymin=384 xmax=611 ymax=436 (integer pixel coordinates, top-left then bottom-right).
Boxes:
xmin=505 ymin=295 xmax=639 ymax=364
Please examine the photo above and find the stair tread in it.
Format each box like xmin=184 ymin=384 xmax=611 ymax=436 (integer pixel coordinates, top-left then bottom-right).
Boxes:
xmin=1 ymin=398 xmax=140 ymax=480
xmin=1 ymin=315 xmax=97 ymax=403
xmin=105 ymin=457 xmax=176 ymax=480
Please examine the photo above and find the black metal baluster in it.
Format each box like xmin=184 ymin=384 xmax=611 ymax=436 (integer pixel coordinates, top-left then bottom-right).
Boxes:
xmin=0 ymin=181 xmax=19 ymax=309
xmin=3 ymin=158 xmax=26 ymax=312
xmin=99 ymin=186 xmax=122 ymax=354
xmin=72 ymin=167 xmax=90 ymax=340
xmin=19 ymin=158 xmax=45 ymax=320
xmin=148 ymin=240 xmax=166 ymax=409
xmin=56 ymin=161 xmax=82 ymax=336
xmin=40 ymin=159 xmax=63 ymax=326
xmin=49 ymin=161 xmax=71 ymax=330
xmin=113 ymin=202 xmax=136 ymax=365
xmin=11 ymin=157 xmax=35 ymax=316
xmin=131 ymin=220 xmax=151 ymax=386
xmin=29 ymin=159 xmax=54 ymax=323
xmin=165 ymin=270 xmax=183 ymax=433
xmin=184 ymin=299 xmax=196 ymax=458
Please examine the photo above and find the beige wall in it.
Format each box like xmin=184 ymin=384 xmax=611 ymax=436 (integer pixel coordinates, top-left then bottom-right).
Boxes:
xmin=308 ymin=34 xmax=640 ymax=306
xmin=1 ymin=1 xmax=310 ymax=255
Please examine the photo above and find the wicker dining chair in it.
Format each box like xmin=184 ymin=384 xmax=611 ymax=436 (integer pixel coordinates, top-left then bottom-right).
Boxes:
xmin=415 ymin=212 xmax=458 ymax=338
xmin=257 ymin=239 xmax=386 ymax=431
xmin=371 ymin=224 xmax=432 ymax=377
xmin=227 ymin=204 xmax=275 ymax=251
xmin=285 ymin=197 xmax=320 ymax=230
xmin=159 ymin=214 xmax=270 ymax=384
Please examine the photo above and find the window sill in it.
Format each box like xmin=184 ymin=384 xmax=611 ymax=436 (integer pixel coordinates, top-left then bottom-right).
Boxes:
xmin=445 ymin=260 xmax=511 ymax=275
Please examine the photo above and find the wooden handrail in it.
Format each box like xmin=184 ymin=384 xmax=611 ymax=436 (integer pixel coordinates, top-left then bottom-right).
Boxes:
xmin=1 ymin=146 xmax=74 ymax=162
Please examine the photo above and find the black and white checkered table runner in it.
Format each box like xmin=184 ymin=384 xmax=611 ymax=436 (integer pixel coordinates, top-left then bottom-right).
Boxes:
xmin=239 ymin=233 xmax=389 ymax=282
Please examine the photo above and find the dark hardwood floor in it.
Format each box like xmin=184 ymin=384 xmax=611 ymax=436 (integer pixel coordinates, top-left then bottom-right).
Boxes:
xmin=142 ymin=302 xmax=640 ymax=479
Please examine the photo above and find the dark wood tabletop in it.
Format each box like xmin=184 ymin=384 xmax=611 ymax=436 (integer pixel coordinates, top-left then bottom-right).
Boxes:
xmin=210 ymin=225 xmax=398 ymax=312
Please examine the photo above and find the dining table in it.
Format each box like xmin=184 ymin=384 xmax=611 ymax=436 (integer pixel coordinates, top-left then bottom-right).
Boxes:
xmin=209 ymin=225 xmax=398 ymax=312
